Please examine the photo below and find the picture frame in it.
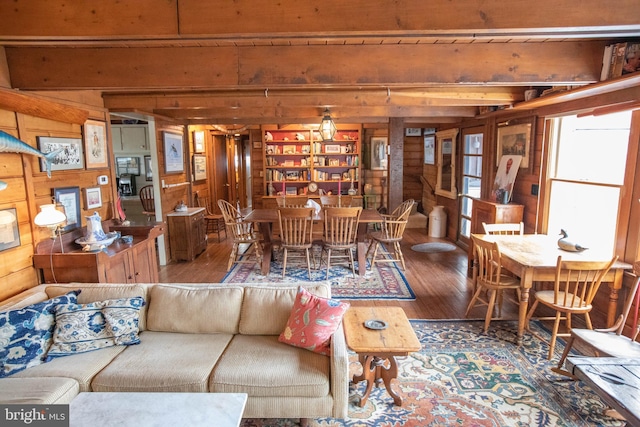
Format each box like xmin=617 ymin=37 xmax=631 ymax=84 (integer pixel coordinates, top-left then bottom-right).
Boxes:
xmin=424 ymin=134 xmax=436 ymax=165
xmin=370 ymin=137 xmax=388 ymax=170
xmin=144 ymin=155 xmax=153 ymax=181
xmin=37 ymin=136 xmax=84 ymax=172
xmin=84 ymin=187 xmax=102 ymax=209
xmin=193 ymin=130 xmax=205 ymax=153
xmin=0 ymin=208 xmax=20 ymax=252
xmin=405 ymin=128 xmax=422 ymax=137
xmin=496 ymin=119 xmax=534 ymax=168
xmin=53 ymin=186 xmax=81 ymax=232
xmin=435 ymin=128 xmax=458 ymax=199
xmin=163 ymin=131 xmax=184 ymax=174
xmin=193 ymin=154 xmax=207 ymax=181
xmin=324 ymin=145 xmax=341 ymax=154
xmin=253 ymin=140 xmax=262 ymax=149
xmin=285 ymin=187 xmax=297 ymax=196
xmin=83 ymin=120 xmax=109 ymax=169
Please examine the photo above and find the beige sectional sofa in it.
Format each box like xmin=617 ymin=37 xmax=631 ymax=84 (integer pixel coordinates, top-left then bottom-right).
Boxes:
xmin=0 ymin=282 xmax=349 ymax=420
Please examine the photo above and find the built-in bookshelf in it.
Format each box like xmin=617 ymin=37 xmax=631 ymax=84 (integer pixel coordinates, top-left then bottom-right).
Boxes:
xmin=262 ymin=124 xmax=362 ymax=198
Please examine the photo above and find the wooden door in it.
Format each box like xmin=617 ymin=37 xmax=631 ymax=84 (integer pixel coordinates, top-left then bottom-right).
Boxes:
xmin=212 ymin=134 xmax=229 ymax=213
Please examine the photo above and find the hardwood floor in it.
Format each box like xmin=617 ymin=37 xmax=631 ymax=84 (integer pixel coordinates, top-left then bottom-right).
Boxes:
xmin=158 ymin=227 xmax=521 ymax=321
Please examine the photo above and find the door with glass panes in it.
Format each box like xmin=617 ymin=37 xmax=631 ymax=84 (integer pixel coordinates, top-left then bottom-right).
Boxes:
xmin=458 ymin=127 xmax=484 ymax=249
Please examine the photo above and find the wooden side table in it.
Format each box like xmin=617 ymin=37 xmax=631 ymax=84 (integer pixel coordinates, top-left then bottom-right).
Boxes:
xmin=342 ymin=306 xmax=421 ymax=407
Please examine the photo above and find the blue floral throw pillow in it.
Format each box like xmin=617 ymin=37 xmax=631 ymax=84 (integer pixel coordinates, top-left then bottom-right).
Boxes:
xmin=47 ymin=297 xmax=144 ymax=359
xmin=0 ymin=291 xmax=80 ymax=378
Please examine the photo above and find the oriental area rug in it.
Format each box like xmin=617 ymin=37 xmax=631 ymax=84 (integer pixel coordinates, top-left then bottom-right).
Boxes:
xmin=241 ymin=320 xmax=623 ymax=427
xmin=221 ymin=249 xmax=415 ymax=300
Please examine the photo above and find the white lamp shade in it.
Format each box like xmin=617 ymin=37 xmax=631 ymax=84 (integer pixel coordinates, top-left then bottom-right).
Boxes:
xmin=34 ymin=204 xmax=66 ymax=227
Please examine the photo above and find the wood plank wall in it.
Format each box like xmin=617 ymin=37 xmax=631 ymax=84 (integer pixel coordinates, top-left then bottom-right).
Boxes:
xmin=0 ymin=91 xmax=113 ymax=300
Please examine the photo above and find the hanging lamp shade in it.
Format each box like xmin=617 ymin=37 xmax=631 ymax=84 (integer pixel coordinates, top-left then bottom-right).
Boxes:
xmin=318 ymin=108 xmax=337 ymax=142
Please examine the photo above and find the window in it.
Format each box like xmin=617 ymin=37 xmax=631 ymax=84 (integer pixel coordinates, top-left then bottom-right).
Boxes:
xmin=546 ymin=111 xmax=631 ymax=255
xmin=460 ymin=132 xmax=483 ymax=239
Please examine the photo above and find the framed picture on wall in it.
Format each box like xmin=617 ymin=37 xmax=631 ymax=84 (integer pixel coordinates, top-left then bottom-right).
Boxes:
xmin=496 ymin=119 xmax=534 ymax=169
xmin=84 ymin=187 xmax=102 ymax=209
xmin=424 ymin=134 xmax=435 ymax=165
xmin=163 ymin=131 xmax=184 ymax=174
xmin=193 ymin=130 xmax=205 ymax=153
xmin=37 ymin=137 xmax=84 ymax=172
xmin=193 ymin=154 xmax=207 ymax=181
xmin=0 ymin=208 xmax=20 ymax=252
xmin=53 ymin=186 xmax=81 ymax=232
xmin=370 ymin=137 xmax=388 ymax=170
xmin=83 ymin=120 xmax=109 ymax=169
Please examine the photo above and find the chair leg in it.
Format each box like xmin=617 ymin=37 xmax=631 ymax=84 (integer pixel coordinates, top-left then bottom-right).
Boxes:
xmin=305 ymin=248 xmax=312 ymax=280
xmin=394 ymin=241 xmax=406 ymax=271
xmin=369 ymin=242 xmax=381 ymax=270
xmin=465 ymin=286 xmax=484 ymax=318
xmin=548 ymin=312 xmax=563 ymax=360
xmin=551 ymin=335 xmax=577 ymax=378
xmin=348 ymin=248 xmax=356 ymax=278
xmin=525 ymin=299 xmax=539 ymax=331
xmin=282 ymin=248 xmax=288 ymax=278
xmin=325 ymin=248 xmax=333 ymax=279
xmin=484 ymin=290 xmax=498 ymax=333
xmin=228 ymin=243 xmax=238 ymax=271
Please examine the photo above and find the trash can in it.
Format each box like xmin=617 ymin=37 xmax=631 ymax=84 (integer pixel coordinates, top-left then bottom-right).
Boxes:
xmin=428 ymin=206 xmax=447 ymax=238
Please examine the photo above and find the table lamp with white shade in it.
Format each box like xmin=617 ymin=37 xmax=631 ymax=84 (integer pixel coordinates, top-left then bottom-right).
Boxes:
xmin=34 ymin=204 xmax=67 ymax=252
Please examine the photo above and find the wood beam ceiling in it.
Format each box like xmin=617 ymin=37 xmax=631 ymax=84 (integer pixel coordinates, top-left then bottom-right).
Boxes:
xmin=1 ymin=0 xmax=638 ymax=124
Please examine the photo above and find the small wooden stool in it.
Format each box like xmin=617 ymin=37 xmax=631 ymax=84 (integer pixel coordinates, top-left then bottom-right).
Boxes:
xmin=342 ymin=306 xmax=421 ymax=407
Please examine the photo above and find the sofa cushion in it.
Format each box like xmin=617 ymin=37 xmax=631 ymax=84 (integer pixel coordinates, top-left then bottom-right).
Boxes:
xmin=0 ymin=377 xmax=79 ymax=404
xmin=0 ymin=291 xmax=79 ymax=378
xmin=47 ymin=297 xmax=144 ymax=359
xmin=91 ymin=331 xmax=232 ymax=392
xmin=45 ymin=284 xmax=148 ymax=331
xmin=239 ymin=283 xmax=331 ymax=335
xmin=279 ymin=287 xmax=349 ymax=355
xmin=211 ymin=335 xmax=330 ymax=397
xmin=147 ymin=285 xmax=243 ymax=334
xmin=12 ymin=346 xmax=125 ymax=392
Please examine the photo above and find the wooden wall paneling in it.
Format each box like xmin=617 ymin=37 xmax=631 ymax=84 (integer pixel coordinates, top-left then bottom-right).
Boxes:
xmin=0 ymin=268 xmax=38 ymax=301
xmin=403 ymin=135 xmax=424 ymax=207
xmin=623 ymin=109 xmax=640 ymax=262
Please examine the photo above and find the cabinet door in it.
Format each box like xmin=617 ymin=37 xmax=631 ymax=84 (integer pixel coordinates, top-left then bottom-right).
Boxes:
xmin=105 ymin=251 xmax=134 ymax=283
xmin=130 ymin=242 xmax=154 ymax=282
xmin=193 ymin=213 xmax=207 ymax=256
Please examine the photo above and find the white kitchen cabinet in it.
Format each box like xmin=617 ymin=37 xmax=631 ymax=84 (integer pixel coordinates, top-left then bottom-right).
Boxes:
xmin=112 ymin=125 xmax=149 ymax=153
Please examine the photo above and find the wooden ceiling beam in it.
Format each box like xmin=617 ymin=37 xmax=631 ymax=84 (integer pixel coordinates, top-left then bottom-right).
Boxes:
xmin=7 ymin=41 xmax=603 ymax=91
xmin=0 ymin=0 xmax=637 ymax=40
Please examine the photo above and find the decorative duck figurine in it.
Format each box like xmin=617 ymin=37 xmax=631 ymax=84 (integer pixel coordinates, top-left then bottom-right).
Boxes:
xmin=558 ymin=229 xmax=588 ymax=252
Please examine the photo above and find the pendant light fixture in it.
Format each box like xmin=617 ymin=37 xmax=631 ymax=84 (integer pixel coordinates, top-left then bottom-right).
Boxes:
xmin=318 ymin=108 xmax=337 ymax=142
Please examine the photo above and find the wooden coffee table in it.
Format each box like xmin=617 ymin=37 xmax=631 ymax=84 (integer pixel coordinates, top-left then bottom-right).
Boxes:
xmin=342 ymin=306 xmax=421 ymax=407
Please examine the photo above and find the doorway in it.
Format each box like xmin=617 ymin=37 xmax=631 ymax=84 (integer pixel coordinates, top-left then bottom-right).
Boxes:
xmin=458 ymin=126 xmax=484 ymax=248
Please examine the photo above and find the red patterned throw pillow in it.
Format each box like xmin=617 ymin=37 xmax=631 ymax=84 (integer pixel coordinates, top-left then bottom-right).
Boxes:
xmin=279 ymin=286 xmax=350 ymax=355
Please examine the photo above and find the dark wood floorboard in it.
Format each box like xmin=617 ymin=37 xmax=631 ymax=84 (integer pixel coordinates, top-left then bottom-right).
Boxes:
xmin=158 ymin=227 xmax=522 ymax=321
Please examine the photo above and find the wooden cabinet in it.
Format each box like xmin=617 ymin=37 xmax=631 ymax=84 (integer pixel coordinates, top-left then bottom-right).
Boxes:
xmin=468 ymin=198 xmax=524 ymax=273
xmin=262 ymin=124 xmax=361 ymax=198
xmin=33 ymin=223 xmax=163 ymax=284
xmin=167 ymin=208 xmax=207 ymax=262
xmin=112 ymin=125 xmax=149 ymax=153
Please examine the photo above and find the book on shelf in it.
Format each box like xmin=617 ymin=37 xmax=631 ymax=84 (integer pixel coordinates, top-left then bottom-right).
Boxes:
xmin=602 ymin=42 xmax=640 ymax=80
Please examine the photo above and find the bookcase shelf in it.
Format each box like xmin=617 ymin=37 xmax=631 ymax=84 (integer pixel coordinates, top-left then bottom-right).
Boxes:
xmin=262 ymin=124 xmax=362 ymax=197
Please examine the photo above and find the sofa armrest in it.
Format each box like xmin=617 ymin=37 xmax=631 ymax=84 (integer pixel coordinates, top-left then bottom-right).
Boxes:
xmin=330 ymin=322 xmax=349 ymax=418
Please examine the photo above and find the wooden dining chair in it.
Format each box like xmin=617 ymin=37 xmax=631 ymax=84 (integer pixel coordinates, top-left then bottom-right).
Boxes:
xmin=320 ymin=206 xmax=362 ymax=279
xmin=525 ymin=255 xmax=618 ymax=360
xmin=553 ymin=261 xmax=640 ymax=377
xmin=139 ymin=185 xmax=155 ymax=221
xmin=218 ymin=199 xmax=262 ymax=272
xmin=366 ymin=199 xmax=415 ymax=271
xmin=277 ymin=207 xmax=315 ymax=280
xmin=320 ymin=195 xmax=353 ymax=208
xmin=276 ymin=195 xmax=308 ymax=208
xmin=482 ymin=222 xmax=524 ymax=235
xmin=465 ymin=234 xmax=522 ymax=333
xmin=195 ymin=191 xmax=226 ymax=242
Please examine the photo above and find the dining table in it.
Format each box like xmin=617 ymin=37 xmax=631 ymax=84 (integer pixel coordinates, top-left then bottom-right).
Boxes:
xmin=243 ymin=208 xmax=383 ymax=276
xmin=474 ymin=233 xmax=632 ymax=346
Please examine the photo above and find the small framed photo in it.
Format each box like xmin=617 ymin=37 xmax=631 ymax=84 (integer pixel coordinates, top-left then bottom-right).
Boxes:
xmin=193 ymin=131 xmax=205 ymax=153
xmin=253 ymin=140 xmax=262 ymax=149
xmin=330 ymin=173 xmax=341 ymax=181
xmin=406 ymin=128 xmax=422 ymax=137
xmin=37 ymin=136 xmax=84 ymax=172
xmin=285 ymin=187 xmax=297 ymax=196
xmin=325 ymin=145 xmax=340 ymax=154
xmin=84 ymin=187 xmax=102 ymax=210
xmin=0 ymin=208 xmax=20 ymax=252
xmin=193 ymin=154 xmax=207 ymax=181
xmin=53 ymin=186 xmax=81 ymax=232
xmin=83 ymin=120 xmax=109 ymax=169
xmin=424 ymin=134 xmax=435 ymax=165
xmin=163 ymin=131 xmax=184 ymax=174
